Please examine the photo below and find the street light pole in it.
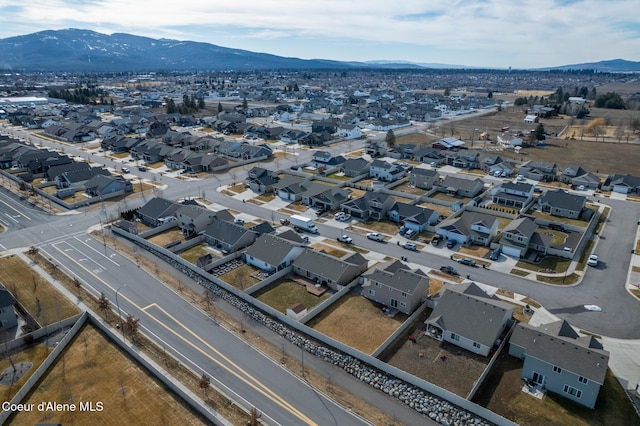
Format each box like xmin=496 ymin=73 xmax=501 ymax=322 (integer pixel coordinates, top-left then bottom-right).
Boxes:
xmin=115 ymin=284 xmax=127 ymax=340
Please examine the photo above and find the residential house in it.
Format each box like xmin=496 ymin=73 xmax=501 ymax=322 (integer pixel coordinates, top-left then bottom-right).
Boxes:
xmin=602 ymin=173 xmax=640 ymax=194
xmin=479 ymin=154 xmax=504 ymax=171
xmin=273 ymin=175 xmax=308 ymax=202
xmin=499 ymin=217 xmax=551 ymax=258
xmin=202 ymin=219 xmax=258 ymax=253
xmin=341 ymin=191 xmax=395 ymax=221
xmin=0 ymin=285 xmax=17 ymax=331
xmin=307 ymin=187 xmax=352 ymax=211
xmin=364 ymin=140 xmax=387 ymax=157
xmin=388 ymin=202 xmax=438 ymax=232
xmin=570 ymin=172 xmax=601 ymax=190
xmin=340 ymin=158 xmax=371 ymax=178
xmin=49 ymin=163 xmax=111 ymax=189
xmin=425 ymin=282 xmax=514 ymax=356
xmin=176 ymin=204 xmax=225 ymax=237
xmin=413 ymin=146 xmax=444 ymax=164
xmin=445 ymin=151 xmax=480 ymax=169
xmin=244 ymin=234 xmax=305 ymax=272
xmin=509 ymin=320 xmax=609 ymax=409
xmin=369 ymin=160 xmax=405 ymax=182
xmin=519 ymin=161 xmax=558 ymax=182
xmin=432 ymin=137 xmax=465 ymax=150
xmin=436 ymin=211 xmax=499 ymax=246
xmin=438 ymin=175 xmax=485 ymax=198
xmin=292 ymin=249 xmax=368 ymax=291
xmin=246 ymin=167 xmax=279 ymax=193
xmin=538 ymin=189 xmax=586 ymax=219
xmin=488 ymin=161 xmax=517 ymax=178
xmin=311 ymin=151 xmax=346 ymax=168
xmin=336 ymin=124 xmax=362 ymax=140
xmin=409 ymin=168 xmax=439 ymax=190
xmin=84 ymin=175 xmax=132 ymax=198
xmin=136 ymin=197 xmax=181 ymax=227
xmin=361 ymin=260 xmax=430 ymax=315
xmin=491 ymin=182 xmax=535 ymax=210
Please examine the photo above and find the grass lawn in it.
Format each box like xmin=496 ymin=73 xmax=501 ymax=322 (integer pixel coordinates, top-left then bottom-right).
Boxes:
xmin=0 ymin=255 xmax=81 ymax=326
xmin=536 ymin=273 xmax=580 ymax=285
xmin=311 ymin=243 xmax=347 ymax=258
xmin=527 ymin=210 xmax=591 ymax=228
xmin=0 ymin=344 xmax=52 ymax=404
xmin=538 ymin=229 xmax=568 ymax=246
xmin=177 ymin=244 xmax=212 ymax=264
xmin=219 ymin=264 xmax=260 ymax=290
xmin=393 ymin=183 xmax=429 ymax=196
xmin=227 ymin=183 xmax=246 ymax=194
xmin=510 ymin=268 xmax=531 ymax=277
xmin=458 ymin=245 xmax=490 ymax=258
xmin=111 ymin=152 xmax=130 ymax=159
xmin=10 ymin=325 xmax=207 ymax=426
xmin=430 ymin=192 xmax=473 ymax=204
xmin=354 ymin=220 xmax=401 ymax=235
xmin=255 ymin=192 xmax=276 ymax=202
xmin=516 ymin=256 xmax=571 ymax=273
xmin=146 ymin=228 xmax=183 ymax=247
xmin=254 ymin=280 xmax=330 ymax=313
xmin=307 ymin=292 xmax=407 ymax=354
xmin=473 ymin=353 xmax=637 ymax=426
xmin=325 ymin=172 xmax=351 ymax=181
xmin=416 ymin=202 xmax=453 ymax=218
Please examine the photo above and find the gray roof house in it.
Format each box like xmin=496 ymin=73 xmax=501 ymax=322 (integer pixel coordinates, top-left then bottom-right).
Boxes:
xmin=491 ymin=182 xmax=534 ymax=210
xmin=499 ymin=217 xmax=551 ymax=258
xmin=273 ymin=175 xmax=308 ymax=202
xmin=202 ymin=219 xmax=258 ymax=254
xmin=436 ymin=211 xmax=499 ymax=246
xmin=519 ymin=161 xmax=558 ymax=182
xmin=509 ymin=320 xmax=609 ymax=409
xmin=341 ymin=191 xmax=395 ymax=221
xmin=307 ymin=187 xmax=352 ymax=211
xmin=361 ymin=260 xmax=430 ymax=315
xmin=136 ymin=197 xmax=182 ymax=227
xmin=244 ymin=234 xmax=305 ymax=272
xmin=292 ymin=249 xmax=368 ymax=291
xmin=409 ymin=168 xmax=439 ymax=190
xmin=341 ymin=158 xmax=371 ymax=178
xmin=602 ymin=173 xmax=640 ymax=194
xmin=425 ymin=282 xmax=514 ymax=357
xmin=388 ymin=202 xmax=439 ymax=232
xmin=0 ymin=285 xmax=17 ymax=331
xmin=176 ymin=204 xmax=226 ymax=237
xmin=246 ymin=167 xmax=279 ymax=193
xmin=369 ymin=159 xmax=405 ymax=182
xmin=84 ymin=175 xmax=132 ymax=198
xmin=538 ymin=189 xmax=586 ymax=219
xmin=438 ymin=175 xmax=485 ymax=198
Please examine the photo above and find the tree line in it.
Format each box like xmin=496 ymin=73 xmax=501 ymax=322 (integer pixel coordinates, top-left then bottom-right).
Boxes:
xmin=48 ymin=87 xmax=113 ymax=106
xmin=166 ymin=94 xmax=205 ymax=114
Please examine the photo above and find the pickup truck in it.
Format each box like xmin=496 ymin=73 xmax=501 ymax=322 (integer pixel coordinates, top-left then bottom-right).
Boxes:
xmin=366 ymin=232 xmax=384 ymax=242
xmin=337 ymin=235 xmax=353 ymax=244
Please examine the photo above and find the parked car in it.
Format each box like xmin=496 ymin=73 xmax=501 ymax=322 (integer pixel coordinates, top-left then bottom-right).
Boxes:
xmin=429 ymin=161 xmax=439 ymax=168
xmin=431 ymin=235 xmax=442 ymax=246
xmin=490 ymin=248 xmax=501 ymax=261
xmin=587 ymin=254 xmax=598 ymax=267
xmin=439 ymin=265 xmax=459 ymax=276
xmin=334 ymin=212 xmax=345 ymax=221
xmin=457 ymin=258 xmax=477 ymax=267
xmin=577 ymin=185 xmax=586 ymax=191
xmin=402 ymin=242 xmax=417 ymax=251
xmin=548 ymin=223 xmax=565 ymax=232
xmin=122 ymin=167 xmax=130 ymax=173
xmin=234 ymin=218 xmax=245 ymax=225
xmin=366 ymin=232 xmax=384 ymax=242
xmin=516 ymin=175 xmax=525 ymax=182
xmin=446 ymin=240 xmax=456 ymax=249
xmin=404 ymin=229 xmax=417 ymax=239
xmin=138 ymin=166 xmax=147 ymax=172
xmin=337 ymin=235 xmax=353 ymax=244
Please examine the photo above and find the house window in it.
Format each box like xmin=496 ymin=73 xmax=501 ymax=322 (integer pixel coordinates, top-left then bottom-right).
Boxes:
xmin=401 ymin=292 xmax=407 ymax=298
xmin=368 ymin=289 xmax=375 ymax=296
xmin=450 ymin=333 xmax=460 ymax=341
xmin=390 ymin=299 xmax=398 ymax=308
xmin=563 ymin=385 xmax=582 ymax=399
xmin=553 ymin=366 xmax=562 ymax=374
xmin=473 ymin=342 xmax=481 ymax=349
xmin=578 ymin=376 xmax=588 ymax=385
xmin=375 ymin=282 xmax=381 ymax=288
xmin=400 ymin=302 xmax=406 ymax=308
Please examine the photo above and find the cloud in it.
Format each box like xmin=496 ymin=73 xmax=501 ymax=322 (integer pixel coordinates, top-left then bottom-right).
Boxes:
xmin=0 ymin=0 xmax=637 ymax=68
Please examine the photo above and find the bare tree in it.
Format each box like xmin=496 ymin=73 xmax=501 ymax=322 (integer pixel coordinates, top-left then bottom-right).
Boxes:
xmin=199 ymin=373 xmax=211 ymax=397
xmin=73 ymin=277 xmax=82 ymax=297
xmin=98 ymin=292 xmax=111 ymax=320
xmin=249 ymin=407 xmax=262 ymax=426
xmin=124 ymin=314 xmax=140 ymax=342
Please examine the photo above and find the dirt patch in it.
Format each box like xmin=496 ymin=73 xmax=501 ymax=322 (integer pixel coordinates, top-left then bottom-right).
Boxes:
xmin=458 ymin=245 xmax=490 ymax=258
xmin=0 ymin=362 xmax=33 ymax=386
xmin=307 ymin=292 xmax=407 ymax=354
xmin=0 ymin=255 xmax=81 ymax=326
xmin=311 ymin=243 xmax=347 ymax=258
xmin=9 ymin=324 xmax=207 ymax=426
xmin=380 ymin=309 xmax=489 ymax=397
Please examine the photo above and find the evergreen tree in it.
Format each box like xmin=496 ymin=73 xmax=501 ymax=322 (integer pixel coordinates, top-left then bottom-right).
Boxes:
xmin=217 ymin=102 xmax=223 ymax=113
xmin=385 ymin=129 xmax=396 ymax=148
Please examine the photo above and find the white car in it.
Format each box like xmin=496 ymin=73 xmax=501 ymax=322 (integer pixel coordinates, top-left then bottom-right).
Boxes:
xmin=334 ymin=212 xmax=345 ymax=220
xmin=337 ymin=235 xmax=353 ymax=244
xmin=366 ymin=232 xmax=384 ymax=242
xmin=587 ymin=254 xmax=598 ymax=267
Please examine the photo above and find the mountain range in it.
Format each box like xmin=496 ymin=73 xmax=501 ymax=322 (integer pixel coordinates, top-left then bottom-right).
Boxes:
xmin=0 ymin=29 xmax=638 ymax=73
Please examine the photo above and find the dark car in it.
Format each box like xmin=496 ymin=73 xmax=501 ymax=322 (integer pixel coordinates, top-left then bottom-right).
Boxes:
xmin=490 ymin=249 xmax=501 ymax=261
xmin=458 ymin=258 xmax=476 ymax=267
xmin=446 ymin=240 xmax=456 ymax=249
xmin=548 ymin=223 xmax=565 ymax=231
xmin=138 ymin=166 xmax=147 ymax=172
xmin=439 ymin=265 xmax=459 ymax=276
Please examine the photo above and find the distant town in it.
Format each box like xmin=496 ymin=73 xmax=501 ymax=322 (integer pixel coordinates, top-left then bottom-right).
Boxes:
xmin=0 ymin=68 xmax=639 ymax=426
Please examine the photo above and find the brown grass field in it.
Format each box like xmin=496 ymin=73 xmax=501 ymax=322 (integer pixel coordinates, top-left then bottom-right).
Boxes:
xmin=146 ymin=228 xmax=184 ymax=247
xmin=0 ymin=255 xmax=81 ymax=326
xmin=307 ymin=292 xmax=407 ymax=354
xmin=9 ymin=324 xmax=207 ymax=426
xmin=0 ymin=344 xmax=52 ymax=405
xmin=254 ymin=280 xmax=330 ymax=313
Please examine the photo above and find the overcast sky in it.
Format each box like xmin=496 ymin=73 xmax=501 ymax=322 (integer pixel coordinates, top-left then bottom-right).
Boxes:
xmin=0 ymin=0 xmax=638 ymax=69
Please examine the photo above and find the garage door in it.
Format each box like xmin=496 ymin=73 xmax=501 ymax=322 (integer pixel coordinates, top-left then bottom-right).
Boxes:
xmin=501 ymin=245 xmax=522 ymax=258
